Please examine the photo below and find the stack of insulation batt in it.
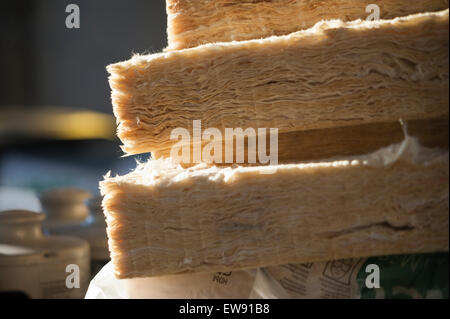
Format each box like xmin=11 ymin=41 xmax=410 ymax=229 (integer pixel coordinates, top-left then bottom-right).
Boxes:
xmin=101 ymin=1 xmax=449 ymax=280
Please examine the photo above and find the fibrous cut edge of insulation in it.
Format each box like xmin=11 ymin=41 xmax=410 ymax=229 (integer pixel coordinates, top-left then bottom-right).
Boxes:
xmin=100 ymin=137 xmax=449 ymax=279
xmin=108 ymin=10 xmax=449 ymax=156
xmin=166 ymin=0 xmax=449 ymax=49
xmin=151 ymin=117 xmax=449 ymax=166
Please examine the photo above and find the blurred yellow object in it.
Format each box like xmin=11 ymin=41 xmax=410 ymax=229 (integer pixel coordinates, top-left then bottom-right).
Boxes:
xmin=0 ymin=106 xmax=116 ymax=142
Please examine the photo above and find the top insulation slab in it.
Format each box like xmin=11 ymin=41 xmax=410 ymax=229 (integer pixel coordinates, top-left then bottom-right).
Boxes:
xmin=166 ymin=0 xmax=449 ymax=49
xmin=108 ymin=10 xmax=449 ymax=156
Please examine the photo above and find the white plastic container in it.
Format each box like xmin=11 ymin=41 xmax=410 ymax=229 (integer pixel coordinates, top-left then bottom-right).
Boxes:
xmin=82 ymin=196 xmax=110 ymax=275
xmin=41 ymin=189 xmax=109 ymax=277
xmin=0 ymin=210 xmax=90 ymax=298
xmin=41 ymin=188 xmax=91 ymax=231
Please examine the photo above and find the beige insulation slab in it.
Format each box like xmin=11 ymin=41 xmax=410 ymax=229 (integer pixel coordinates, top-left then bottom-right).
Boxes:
xmin=152 ymin=117 xmax=449 ymax=165
xmin=100 ymin=138 xmax=449 ymax=279
xmin=166 ymin=0 xmax=449 ymax=50
xmin=108 ymin=10 xmax=449 ymax=156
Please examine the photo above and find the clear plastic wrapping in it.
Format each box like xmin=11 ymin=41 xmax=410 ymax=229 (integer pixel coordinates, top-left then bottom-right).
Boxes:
xmin=87 ymin=252 xmax=449 ymax=299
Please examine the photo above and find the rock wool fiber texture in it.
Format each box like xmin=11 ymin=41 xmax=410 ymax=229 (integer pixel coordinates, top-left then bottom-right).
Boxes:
xmin=108 ymin=10 xmax=449 ymax=156
xmin=152 ymin=118 xmax=449 ymax=165
xmin=100 ymin=138 xmax=449 ymax=279
xmin=166 ymin=0 xmax=449 ymax=50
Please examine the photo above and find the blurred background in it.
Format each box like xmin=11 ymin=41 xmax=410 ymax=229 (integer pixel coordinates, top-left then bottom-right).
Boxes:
xmin=0 ymin=0 xmax=167 ymax=298
xmin=0 ymin=0 xmax=166 ymax=208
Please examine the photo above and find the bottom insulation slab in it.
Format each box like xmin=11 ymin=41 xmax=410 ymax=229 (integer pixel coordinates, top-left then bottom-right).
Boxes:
xmin=100 ymin=138 xmax=449 ymax=279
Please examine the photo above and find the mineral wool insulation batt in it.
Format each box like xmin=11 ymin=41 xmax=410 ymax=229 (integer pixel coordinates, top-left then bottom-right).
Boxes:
xmin=108 ymin=10 xmax=449 ymax=156
xmin=100 ymin=138 xmax=449 ymax=279
xmin=166 ymin=0 xmax=450 ymax=49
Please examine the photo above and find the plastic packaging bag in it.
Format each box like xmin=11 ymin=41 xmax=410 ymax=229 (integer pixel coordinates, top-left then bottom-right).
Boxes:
xmin=85 ymin=261 xmax=257 ymax=299
xmin=253 ymin=253 xmax=449 ymax=299
xmin=86 ymin=253 xmax=448 ymax=299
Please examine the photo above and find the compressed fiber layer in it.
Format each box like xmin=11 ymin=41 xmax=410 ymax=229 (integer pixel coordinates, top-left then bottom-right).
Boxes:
xmin=100 ymin=138 xmax=449 ymax=279
xmin=152 ymin=117 xmax=449 ymax=165
xmin=166 ymin=0 xmax=449 ymax=50
xmin=108 ymin=10 xmax=449 ymax=156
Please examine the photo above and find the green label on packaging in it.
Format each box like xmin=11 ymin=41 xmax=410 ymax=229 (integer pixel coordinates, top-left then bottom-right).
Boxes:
xmin=356 ymin=252 xmax=449 ymax=299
